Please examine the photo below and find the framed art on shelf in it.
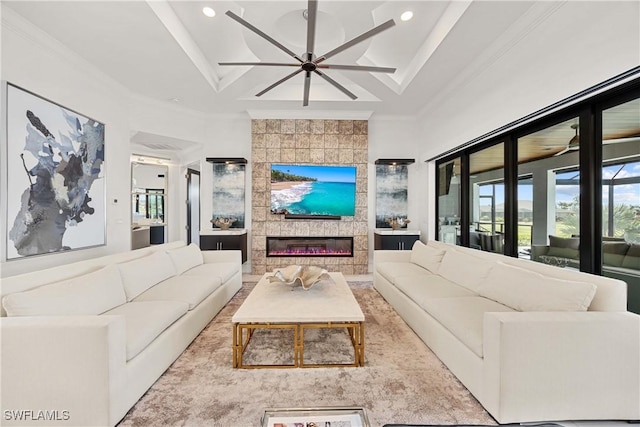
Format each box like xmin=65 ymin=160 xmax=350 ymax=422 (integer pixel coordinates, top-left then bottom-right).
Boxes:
xmin=261 ymin=407 xmax=370 ymax=427
xmin=5 ymin=83 xmax=106 ymax=259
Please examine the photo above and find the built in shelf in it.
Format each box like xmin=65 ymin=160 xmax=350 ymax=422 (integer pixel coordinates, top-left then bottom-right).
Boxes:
xmin=374 ymin=158 xmax=415 ymax=165
xmin=206 ymin=157 xmax=248 ymax=164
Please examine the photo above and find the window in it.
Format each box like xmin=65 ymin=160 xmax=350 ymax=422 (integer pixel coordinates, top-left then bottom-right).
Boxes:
xmin=517 ymin=117 xmax=581 ymax=261
xmin=554 ymin=169 xmax=580 ymax=238
xmin=600 ymin=97 xmax=640 ymax=313
xmin=437 ymin=158 xmax=461 ymax=245
xmin=146 ymin=189 xmax=165 ymax=221
xmin=432 ymin=75 xmax=640 ymax=312
xmin=469 ymin=142 xmax=504 ymax=253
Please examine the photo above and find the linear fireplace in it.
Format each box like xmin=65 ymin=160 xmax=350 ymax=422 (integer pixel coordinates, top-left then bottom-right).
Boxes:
xmin=266 ymin=236 xmax=354 ymax=257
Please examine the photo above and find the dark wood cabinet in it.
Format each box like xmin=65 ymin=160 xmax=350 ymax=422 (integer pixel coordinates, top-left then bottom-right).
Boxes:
xmin=149 ymin=225 xmax=165 ymax=245
xmin=374 ymin=231 xmax=420 ymax=251
xmin=200 ymin=231 xmax=248 ymax=263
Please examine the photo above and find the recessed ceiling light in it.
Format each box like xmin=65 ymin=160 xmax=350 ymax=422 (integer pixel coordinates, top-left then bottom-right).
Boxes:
xmin=202 ymin=7 xmax=216 ymax=18
xmin=400 ymin=11 xmax=413 ymax=22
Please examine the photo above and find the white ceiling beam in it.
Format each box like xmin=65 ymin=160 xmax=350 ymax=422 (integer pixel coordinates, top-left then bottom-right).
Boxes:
xmin=145 ymin=0 xmax=220 ymax=92
xmin=370 ymin=0 xmax=473 ymax=95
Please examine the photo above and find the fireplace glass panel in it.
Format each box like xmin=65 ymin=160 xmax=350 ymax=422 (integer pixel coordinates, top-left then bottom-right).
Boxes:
xmin=267 ymin=237 xmax=354 ymax=257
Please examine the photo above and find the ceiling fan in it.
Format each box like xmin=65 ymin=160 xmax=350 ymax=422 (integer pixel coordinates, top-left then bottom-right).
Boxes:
xmin=554 ymin=123 xmax=580 ymax=156
xmin=218 ymin=0 xmax=397 ymax=106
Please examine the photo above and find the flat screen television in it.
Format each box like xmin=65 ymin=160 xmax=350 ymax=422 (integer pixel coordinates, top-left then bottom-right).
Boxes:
xmin=270 ymin=164 xmax=357 ymax=218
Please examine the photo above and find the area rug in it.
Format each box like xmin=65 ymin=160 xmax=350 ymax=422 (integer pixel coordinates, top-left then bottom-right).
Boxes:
xmin=118 ymin=281 xmax=497 ymax=427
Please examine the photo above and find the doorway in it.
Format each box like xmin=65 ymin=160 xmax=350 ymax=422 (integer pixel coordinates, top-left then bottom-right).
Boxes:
xmin=186 ymin=169 xmax=200 ymax=246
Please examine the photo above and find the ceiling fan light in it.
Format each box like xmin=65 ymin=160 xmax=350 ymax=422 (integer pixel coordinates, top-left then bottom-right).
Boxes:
xmin=400 ymin=11 xmax=413 ymax=22
xmin=202 ymin=7 xmax=216 ymax=18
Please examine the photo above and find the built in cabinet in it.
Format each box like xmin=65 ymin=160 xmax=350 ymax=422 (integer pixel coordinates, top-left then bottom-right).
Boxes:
xmin=200 ymin=229 xmax=248 ymax=263
xmin=374 ymin=230 xmax=421 ymax=250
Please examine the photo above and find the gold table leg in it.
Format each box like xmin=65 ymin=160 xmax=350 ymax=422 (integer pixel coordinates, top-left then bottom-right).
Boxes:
xmin=233 ymin=321 xmax=365 ymax=368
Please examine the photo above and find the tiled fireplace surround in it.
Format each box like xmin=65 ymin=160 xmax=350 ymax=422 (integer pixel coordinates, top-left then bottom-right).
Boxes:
xmin=251 ymin=119 xmax=368 ymax=275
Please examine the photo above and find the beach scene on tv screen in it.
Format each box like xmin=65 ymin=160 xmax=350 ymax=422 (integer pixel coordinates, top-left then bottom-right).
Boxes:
xmin=270 ymin=164 xmax=356 ymax=216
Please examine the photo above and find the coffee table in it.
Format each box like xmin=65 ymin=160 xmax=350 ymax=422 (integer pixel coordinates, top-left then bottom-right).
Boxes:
xmin=232 ymin=272 xmax=365 ymax=368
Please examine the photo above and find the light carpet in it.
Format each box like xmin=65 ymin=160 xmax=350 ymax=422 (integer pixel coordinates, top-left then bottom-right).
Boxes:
xmin=118 ymin=281 xmax=496 ymax=427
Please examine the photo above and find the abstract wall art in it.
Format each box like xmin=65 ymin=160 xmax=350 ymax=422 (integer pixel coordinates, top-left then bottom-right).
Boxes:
xmin=212 ymin=163 xmax=245 ymax=228
xmin=375 ymin=164 xmax=409 ymax=228
xmin=6 ymin=84 xmax=106 ymax=259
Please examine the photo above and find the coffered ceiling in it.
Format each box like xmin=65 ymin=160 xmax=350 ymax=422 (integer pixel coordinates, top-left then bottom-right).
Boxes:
xmin=4 ymin=0 xmax=562 ymax=116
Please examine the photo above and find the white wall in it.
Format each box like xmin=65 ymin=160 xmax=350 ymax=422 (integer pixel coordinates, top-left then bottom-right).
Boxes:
xmin=418 ymin=2 xmax=640 ymax=160
xmin=1 ymin=9 xmax=132 ymax=277
xmin=417 ymin=0 xmax=640 ymax=240
xmin=367 ymin=115 xmax=426 ymax=263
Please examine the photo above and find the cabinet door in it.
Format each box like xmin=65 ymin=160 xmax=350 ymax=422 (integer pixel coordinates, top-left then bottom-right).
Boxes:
xmin=375 ymin=234 xmax=401 ymax=250
xmin=217 ymin=235 xmax=240 ymax=250
xmin=200 ymin=235 xmax=221 ymax=250
xmin=400 ymin=235 xmax=420 ymax=250
xmin=384 ymin=236 xmax=404 ymax=250
xmin=200 ymin=234 xmax=248 ymax=263
xmin=375 ymin=233 xmax=419 ymax=250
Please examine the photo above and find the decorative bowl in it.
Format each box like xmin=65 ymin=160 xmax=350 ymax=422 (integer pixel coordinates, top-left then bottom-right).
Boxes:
xmin=386 ymin=217 xmax=411 ymax=230
xmin=211 ymin=217 xmax=236 ymax=230
xmin=268 ymin=265 xmax=329 ymax=290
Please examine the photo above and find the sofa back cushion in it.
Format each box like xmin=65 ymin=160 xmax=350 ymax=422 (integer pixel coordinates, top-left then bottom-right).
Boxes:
xmin=167 ymin=243 xmax=204 ymax=275
xmin=438 ymin=249 xmax=494 ymax=292
xmin=546 ymin=235 xmax=580 ymax=259
xmin=2 ymin=264 xmax=126 ymax=316
xmin=410 ymin=241 xmax=445 ymax=273
xmin=621 ymin=244 xmax=640 ymax=270
xmin=477 ymin=262 xmax=597 ymax=312
xmin=603 ymin=242 xmax=630 ymax=267
xmin=118 ymin=250 xmax=176 ymax=301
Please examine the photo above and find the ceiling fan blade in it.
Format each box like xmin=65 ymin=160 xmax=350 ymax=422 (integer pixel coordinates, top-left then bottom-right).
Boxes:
xmin=219 ymin=62 xmax=300 ymax=67
xmin=256 ymin=68 xmax=304 ymax=97
xmin=315 ymin=19 xmax=395 ymax=64
xmin=225 ymin=11 xmax=303 ymax=62
xmin=303 ymin=72 xmax=312 ymax=107
xmin=306 ymin=0 xmax=318 ymax=55
xmin=554 ymin=147 xmax=571 ymax=156
xmin=317 ymin=64 xmax=396 ymax=73
xmin=313 ymin=70 xmax=357 ymax=100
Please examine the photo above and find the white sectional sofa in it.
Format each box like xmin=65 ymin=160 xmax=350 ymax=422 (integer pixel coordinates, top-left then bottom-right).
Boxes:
xmin=1 ymin=242 xmax=241 ymax=426
xmin=374 ymin=239 xmax=640 ymax=424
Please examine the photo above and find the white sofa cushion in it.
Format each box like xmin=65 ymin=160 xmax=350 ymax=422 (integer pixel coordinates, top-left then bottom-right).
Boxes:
xmin=410 ymin=240 xmax=445 ymax=273
xmin=134 ymin=275 xmax=222 ymax=310
xmin=102 ymin=300 xmax=189 ymax=361
xmin=167 ymin=243 xmax=204 ymax=275
xmin=438 ymin=249 xmax=494 ymax=292
xmin=477 ymin=262 xmax=597 ymax=312
xmin=3 ymin=264 xmax=126 ymax=317
xmin=376 ymin=262 xmax=433 ymax=285
xmin=181 ymin=262 xmax=239 ymax=283
xmin=118 ymin=251 xmax=176 ymax=301
xmin=422 ymin=296 xmax=515 ymax=358
xmin=394 ymin=275 xmax=476 ymax=308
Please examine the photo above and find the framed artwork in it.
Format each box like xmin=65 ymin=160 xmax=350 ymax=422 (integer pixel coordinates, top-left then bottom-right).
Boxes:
xmin=375 ymin=164 xmax=408 ymax=228
xmin=5 ymin=83 xmax=106 ymax=259
xmin=212 ymin=163 xmax=245 ymax=228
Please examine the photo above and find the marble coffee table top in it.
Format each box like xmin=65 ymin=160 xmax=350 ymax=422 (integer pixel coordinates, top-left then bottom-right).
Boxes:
xmin=232 ymin=272 xmax=364 ymax=323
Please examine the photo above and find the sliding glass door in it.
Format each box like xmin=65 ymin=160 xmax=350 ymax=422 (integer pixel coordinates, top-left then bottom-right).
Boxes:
xmin=517 ymin=117 xmax=581 ymax=262
xmin=469 ymin=142 xmax=505 ymax=253
xmin=600 ymin=96 xmax=640 ymax=312
xmin=437 ymin=157 xmax=461 ymax=245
